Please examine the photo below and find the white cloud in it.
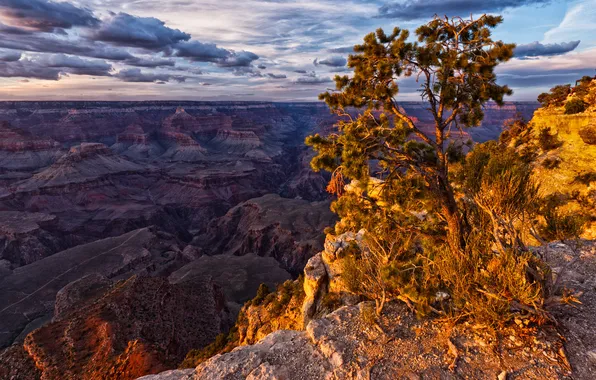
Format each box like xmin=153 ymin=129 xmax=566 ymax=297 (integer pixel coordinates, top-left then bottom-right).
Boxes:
xmin=544 ymin=0 xmax=596 ymax=46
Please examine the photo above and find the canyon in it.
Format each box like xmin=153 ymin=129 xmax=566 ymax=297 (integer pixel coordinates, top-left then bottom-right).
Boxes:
xmin=0 ymin=100 xmax=539 ymax=378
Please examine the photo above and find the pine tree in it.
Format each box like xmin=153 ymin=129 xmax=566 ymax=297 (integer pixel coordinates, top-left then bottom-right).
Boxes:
xmin=307 ymin=15 xmax=515 ymax=255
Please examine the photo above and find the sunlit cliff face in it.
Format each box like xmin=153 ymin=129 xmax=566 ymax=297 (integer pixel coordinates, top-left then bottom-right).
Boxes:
xmin=0 ymin=0 xmax=595 ymax=101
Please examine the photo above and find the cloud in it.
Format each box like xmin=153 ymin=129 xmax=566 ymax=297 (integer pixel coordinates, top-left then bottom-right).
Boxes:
xmin=257 ymin=64 xmax=267 ymax=69
xmin=378 ymin=0 xmax=551 ymax=20
xmin=0 ymin=49 xmax=22 ymax=62
xmin=0 ymin=54 xmax=112 ymax=79
xmin=293 ymin=71 xmax=332 ymax=84
xmin=327 ymin=46 xmax=354 ymax=54
xmin=173 ymin=41 xmax=259 ymax=67
xmin=0 ymin=32 xmax=134 ymax=60
xmin=0 ymin=0 xmax=99 ymax=31
xmin=267 ymin=73 xmax=287 ymax=79
xmin=497 ymin=47 xmax=596 ymax=88
xmin=0 ymin=59 xmax=61 ymax=80
xmin=232 ymin=66 xmax=263 ymax=77
xmin=125 ymin=57 xmax=176 ymax=68
xmin=91 ymin=12 xmax=190 ymax=50
xmin=543 ymin=1 xmax=596 ymax=44
xmin=314 ymin=56 xmax=347 ymax=67
xmin=173 ymin=41 xmax=231 ymax=61
xmin=217 ymin=51 xmax=260 ymax=67
xmin=115 ymin=67 xmax=185 ymax=83
xmin=515 ymin=41 xmax=580 ymax=58
xmin=38 ymin=54 xmax=113 ymax=76
xmin=294 ymin=69 xmax=307 ymax=74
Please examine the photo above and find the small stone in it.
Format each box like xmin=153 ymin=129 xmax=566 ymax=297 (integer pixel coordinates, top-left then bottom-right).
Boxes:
xmin=498 ymin=370 xmax=507 ymax=380
xmin=587 ymin=350 xmax=596 ymax=363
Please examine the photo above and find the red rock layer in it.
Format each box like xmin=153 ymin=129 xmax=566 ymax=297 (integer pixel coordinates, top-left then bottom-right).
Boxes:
xmin=0 ymin=121 xmax=59 ymax=152
xmin=21 ymin=276 xmax=231 ymax=380
xmin=116 ymin=124 xmax=149 ymax=144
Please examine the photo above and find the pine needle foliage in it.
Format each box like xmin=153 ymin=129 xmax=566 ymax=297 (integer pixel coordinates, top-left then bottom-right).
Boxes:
xmin=306 ymin=15 xmax=573 ymax=326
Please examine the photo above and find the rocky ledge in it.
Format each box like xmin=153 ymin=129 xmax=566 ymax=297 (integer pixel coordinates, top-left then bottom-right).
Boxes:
xmin=143 ymin=238 xmax=596 ymax=380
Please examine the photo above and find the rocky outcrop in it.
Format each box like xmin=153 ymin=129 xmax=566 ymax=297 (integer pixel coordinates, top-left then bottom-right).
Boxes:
xmin=0 ymin=211 xmax=62 ymax=266
xmin=193 ymin=194 xmax=336 ymax=274
xmin=0 ymin=121 xmax=62 ymax=171
xmin=14 ymin=143 xmax=150 ymax=192
xmin=169 ymin=254 xmax=291 ymax=306
xmin=528 ymin=109 xmax=596 ymax=238
xmin=147 ymin=302 xmax=570 ymax=380
xmin=19 ymin=275 xmax=232 ymax=380
xmin=53 ymin=273 xmax=112 ymax=321
xmin=209 ymin=130 xmax=262 ymax=154
xmin=0 ymin=227 xmax=186 ymax=348
xmin=533 ymin=241 xmax=596 ymax=379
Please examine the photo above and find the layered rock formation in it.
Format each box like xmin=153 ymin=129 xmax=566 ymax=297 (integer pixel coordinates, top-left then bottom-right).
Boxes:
xmin=154 ymin=237 xmax=596 ymax=380
xmin=0 ymin=211 xmax=62 ymax=266
xmin=0 ymin=227 xmax=186 ymax=348
xmin=1 ymin=276 xmax=232 ymax=380
xmin=193 ymin=194 xmax=336 ymax=274
xmin=0 ymin=121 xmax=61 ymax=171
xmin=209 ymin=130 xmax=261 ymax=154
xmin=14 ymin=143 xmax=149 ymax=192
xmin=0 ymin=100 xmax=547 ymax=379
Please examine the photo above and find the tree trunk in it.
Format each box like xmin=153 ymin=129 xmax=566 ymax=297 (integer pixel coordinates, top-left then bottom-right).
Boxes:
xmin=437 ymin=175 xmax=467 ymax=255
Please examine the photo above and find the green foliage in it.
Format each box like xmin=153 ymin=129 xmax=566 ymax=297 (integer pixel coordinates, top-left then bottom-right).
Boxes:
xmin=537 ymin=127 xmax=563 ymax=151
xmin=305 ymin=15 xmax=564 ymax=325
xmin=249 ymin=283 xmax=271 ymax=307
xmin=180 ymin=326 xmax=239 ymax=368
xmin=542 ymin=157 xmax=561 ymax=169
xmin=573 ymin=171 xmax=596 ymax=186
xmin=539 ymin=196 xmax=587 ymax=242
xmin=181 ymin=277 xmax=305 ymax=369
xmin=579 ymin=124 xmax=596 ymax=145
xmin=564 ymin=97 xmax=587 ymax=115
xmin=434 ymin=236 xmax=550 ymax=324
xmin=537 ymin=84 xmax=571 ymax=107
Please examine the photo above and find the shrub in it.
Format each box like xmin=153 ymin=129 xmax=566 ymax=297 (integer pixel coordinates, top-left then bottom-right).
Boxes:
xmin=542 ymin=157 xmax=561 ymax=169
xmin=564 ymin=98 xmax=587 ymax=114
xmin=537 ymin=84 xmax=571 ymax=107
xmin=537 ymin=127 xmax=563 ymax=151
xmin=579 ymin=124 xmax=596 ymax=145
xmin=573 ymin=171 xmax=596 ymax=186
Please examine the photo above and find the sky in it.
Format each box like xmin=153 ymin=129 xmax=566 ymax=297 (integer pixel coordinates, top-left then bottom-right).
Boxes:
xmin=0 ymin=0 xmax=594 ymax=101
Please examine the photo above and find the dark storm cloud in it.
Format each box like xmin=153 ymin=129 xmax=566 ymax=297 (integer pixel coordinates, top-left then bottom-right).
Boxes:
xmin=0 ymin=0 xmax=99 ymax=31
xmin=115 ymin=68 xmax=185 ymax=83
xmin=515 ymin=41 xmax=580 ymax=58
xmin=267 ymin=73 xmax=287 ymax=79
xmin=0 ymin=49 xmax=22 ymax=62
xmin=378 ymin=0 xmax=551 ymax=20
xmin=91 ymin=13 xmax=191 ymax=50
xmin=314 ymin=56 xmax=347 ymax=67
